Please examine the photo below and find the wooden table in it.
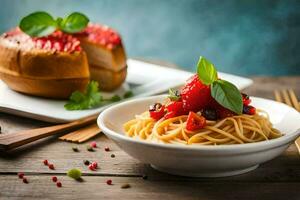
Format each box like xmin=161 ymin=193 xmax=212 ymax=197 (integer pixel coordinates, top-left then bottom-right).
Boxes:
xmin=0 ymin=62 xmax=299 ymax=199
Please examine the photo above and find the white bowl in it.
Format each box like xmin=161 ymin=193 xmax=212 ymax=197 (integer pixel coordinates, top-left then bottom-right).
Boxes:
xmin=98 ymin=95 xmax=300 ymax=177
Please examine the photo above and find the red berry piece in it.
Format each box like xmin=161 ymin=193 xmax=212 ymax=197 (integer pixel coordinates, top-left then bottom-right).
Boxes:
xmin=149 ymin=103 xmax=165 ymax=120
xmin=23 ymin=178 xmax=28 ymax=184
xmin=88 ymin=164 xmax=95 ymax=171
xmin=18 ymin=172 xmax=24 ymax=179
xmin=106 ymin=179 xmax=112 ymax=185
xmin=56 ymin=182 xmax=62 ymax=187
xmin=91 ymin=162 xmax=98 ymax=169
xmin=43 ymin=160 xmax=48 ymax=166
xmin=186 ymin=112 xmax=206 ymax=131
xmin=242 ymin=93 xmax=251 ymax=105
xmin=181 ymin=74 xmax=212 ymax=112
xmin=164 ymin=111 xmax=177 ymax=119
xmin=243 ymin=105 xmax=256 ymax=115
xmin=165 ymin=101 xmax=185 ymax=117
xmin=90 ymin=141 xmax=97 ymax=148
xmin=52 ymin=176 xmax=58 ymax=182
xmin=104 ymin=147 xmax=110 ymax=152
xmin=48 ymin=164 xmax=55 ymax=170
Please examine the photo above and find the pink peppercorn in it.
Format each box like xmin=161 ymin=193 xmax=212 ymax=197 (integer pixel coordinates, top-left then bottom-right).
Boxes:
xmin=18 ymin=172 xmax=24 ymax=179
xmin=43 ymin=160 xmax=48 ymax=166
xmin=91 ymin=162 xmax=98 ymax=169
xmin=56 ymin=182 xmax=62 ymax=187
xmin=48 ymin=164 xmax=55 ymax=170
xmin=90 ymin=141 xmax=97 ymax=148
xmin=104 ymin=147 xmax=110 ymax=152
xmin=106 ymin=179 xmax=112 ymax=185
xmin=23 ymin=178 xmax=28 ymax=184
xmin=88 ymin=164 xmax=95 ymax=171
xmin=52 ymin=176 xmax=58 ymax=182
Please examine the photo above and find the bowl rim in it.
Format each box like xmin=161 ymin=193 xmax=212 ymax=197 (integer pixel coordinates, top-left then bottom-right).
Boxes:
xmin=98 ymin=95 xmax=300 ymax=152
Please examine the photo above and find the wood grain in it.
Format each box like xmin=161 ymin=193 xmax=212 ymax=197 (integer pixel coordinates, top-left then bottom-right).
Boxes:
xmin=0 ymin=60 xmax=299 ymax=199
xmin=0 ymin=114 xmax=98 ymax=151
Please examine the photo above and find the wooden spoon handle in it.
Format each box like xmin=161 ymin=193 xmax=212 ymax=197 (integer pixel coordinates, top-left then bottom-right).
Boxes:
xmin=0 ymin=114 xmax=98 ymax=151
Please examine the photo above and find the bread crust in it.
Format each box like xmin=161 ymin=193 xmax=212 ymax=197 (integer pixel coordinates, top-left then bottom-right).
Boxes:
xmin=0 ymin=34 xmax=90 ymax=98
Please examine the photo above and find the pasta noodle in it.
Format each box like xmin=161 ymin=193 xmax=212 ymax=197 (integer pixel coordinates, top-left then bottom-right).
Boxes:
xmin=123 ymin=109 xmax=282 ymax=145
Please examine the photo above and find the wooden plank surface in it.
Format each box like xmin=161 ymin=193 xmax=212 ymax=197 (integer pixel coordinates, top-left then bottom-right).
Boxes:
xmin=0 ymin=65 xmax=300 ymax=199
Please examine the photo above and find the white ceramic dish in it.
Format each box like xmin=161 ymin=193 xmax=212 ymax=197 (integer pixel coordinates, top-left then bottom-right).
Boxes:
xmin=0 ymin=59 xmax=252 ymax=123
xmin=98 ymin=95 xmax=300 ymax=177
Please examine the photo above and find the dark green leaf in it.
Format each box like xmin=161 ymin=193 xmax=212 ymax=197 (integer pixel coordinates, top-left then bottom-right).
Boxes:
xmin=168 ymin=88 xmax=180 ymax=101
xmin=64 ymin=81 xmax=102 ymax=110
xmin=211 ymin=80 xmax=243 ymax=114
xmin=123 ymin=91 xmax=134 ymax=98
xmin=197 ymin=56 xmax=218 ymax=85
xmin=19 ymin=11 xmax=57 ymax=37
xmin=59 ymin=12 xmax=89 ymax=33
xmin=109 ymin=95 xmax=121 ymax=102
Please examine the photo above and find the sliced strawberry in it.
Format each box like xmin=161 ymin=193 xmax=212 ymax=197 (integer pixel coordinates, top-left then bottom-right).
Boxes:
xmin=166 ymin=101 xmax=185 ymax=115
xmin=243 ymin=105 xmax=256 ymax=115
xmin=164 ymin=111 xmax=177 ymax=119
xmin=180 ymin=74 xmax=212 ymax=112
xmin=242 ymin=93 xmax=251 ymax=105
xmin=186 ymin=112 xmax=206 ymax=131
xmin=149 ymin=103 xmax=165 ymax=120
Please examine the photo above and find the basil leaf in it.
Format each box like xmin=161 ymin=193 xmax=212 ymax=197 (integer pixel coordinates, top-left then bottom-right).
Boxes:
xmin=19 ymin=11 xmax=57 ymax=37
xmin=197 ymin=56 xmax=218 ymax=85
xmin=59 ymin=12 xmax=89 ymax=33
xmin=211 ymin=80 xmax=243 ymax=114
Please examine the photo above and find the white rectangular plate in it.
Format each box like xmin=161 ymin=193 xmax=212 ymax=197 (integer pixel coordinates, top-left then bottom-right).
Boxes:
xmin=0 ymin=59 xmax=253 ymax=123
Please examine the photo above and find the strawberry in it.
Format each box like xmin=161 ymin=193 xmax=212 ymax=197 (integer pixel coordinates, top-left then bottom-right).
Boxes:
xmin=180 ymin=74 xmax=212 ymax=112
xmin=149 ymin=103 xmax=165 ymax=120
xmin=186 ymin=112 xmax=206 ymax=131
xmin=242 ymin=93 xmax=251 ymax=105
xmin=165 ymin=101 xmax=185 ymax=115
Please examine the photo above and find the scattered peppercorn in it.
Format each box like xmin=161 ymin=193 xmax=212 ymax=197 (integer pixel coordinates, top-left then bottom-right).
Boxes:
xmin=142 ymin=175 xmax=148 ymax=180
xmin=83 ymin=160 xmax=90 ymax=166
xmin=104 ymin=147 xmax=110 ymax=152
xmin=110 ymin=154 xmax=115 ymax=158
xmin=48 ymin=164 xmax=55 ymax=170
xmin=72 ymin=146 xmax=79 ymax=152
xmin=91 ymin=162 xmax=98 ymax=169
xmin=56 ymin=182 xmax=62 ymax=187
xmin=121 ymin=183 xmax=131 ymax=189
xmin=23 ymin=178 xmax=28 ymax=184
xmin=87 ymin=145 xmax=94 ymax=152
xmin=43 ymin=160 xmax=48 ymax=166
xmin=67 ymin=168 xmax=82 ymax=180
xmin=106 ymin=179 xmax=112 ymax=185
xmin=88 ymin=164 xmax=95 ymax=171
xmin=18 ymin=172 xmax=24 ymax=179
xmin=90 ymin=141 xmax=97 ymax=148
xmin=52 ymin=176 xmax=58 ymax=182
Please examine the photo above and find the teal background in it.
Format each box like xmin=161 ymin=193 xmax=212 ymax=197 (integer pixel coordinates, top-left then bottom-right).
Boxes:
xmin=0 ymin=0 xmax=299 ymax=75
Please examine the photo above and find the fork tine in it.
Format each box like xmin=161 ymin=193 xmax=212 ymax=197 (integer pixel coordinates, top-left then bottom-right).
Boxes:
xmin=288 ymin=89 xmax=300 ymax=112
xmin=274 ymin=90 xmax=283 ymax=102
xmin=282 ymin=89 xmax=293 ymax=107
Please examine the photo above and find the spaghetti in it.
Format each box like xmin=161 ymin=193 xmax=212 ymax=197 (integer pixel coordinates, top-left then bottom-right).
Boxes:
xmin=123 ymin=109 xmax=282 ymax=145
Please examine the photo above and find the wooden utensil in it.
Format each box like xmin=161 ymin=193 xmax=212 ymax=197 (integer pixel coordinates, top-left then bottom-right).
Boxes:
xmin=0 ymin=114 xmax=98 ymax=151
xmin=274 ymin=89 xmax=300 ymax=155
xmin=59 ymin=123 xmax=101 ymax=143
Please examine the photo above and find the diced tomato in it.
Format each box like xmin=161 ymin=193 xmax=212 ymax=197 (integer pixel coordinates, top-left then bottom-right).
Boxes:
xmin=149 ymin=103 xmax=165 ymax=120
xmin=186 ymin=112 xmax=206 ymax=131
xmin=166 ymin=101 xmax=185 ymax=115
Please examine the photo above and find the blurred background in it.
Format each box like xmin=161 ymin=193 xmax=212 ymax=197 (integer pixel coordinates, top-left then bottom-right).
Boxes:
xmin=0 ymin=0 xmax=299 ymax=75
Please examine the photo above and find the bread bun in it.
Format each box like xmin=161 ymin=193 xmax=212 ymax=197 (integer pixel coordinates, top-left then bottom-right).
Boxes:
xmin=0 ymin=24 xmax=127 ymax=99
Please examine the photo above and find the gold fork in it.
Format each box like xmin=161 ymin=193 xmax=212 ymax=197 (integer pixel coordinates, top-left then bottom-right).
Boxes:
xmin=274 ymin=89 xmax=300 ymax=154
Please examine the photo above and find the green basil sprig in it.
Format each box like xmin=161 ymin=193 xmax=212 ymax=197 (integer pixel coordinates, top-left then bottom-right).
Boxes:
xmin=19 ymin=11 xmax=89 ymax=37
xmin=197 ymin=56 xmax=243 ymax=114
